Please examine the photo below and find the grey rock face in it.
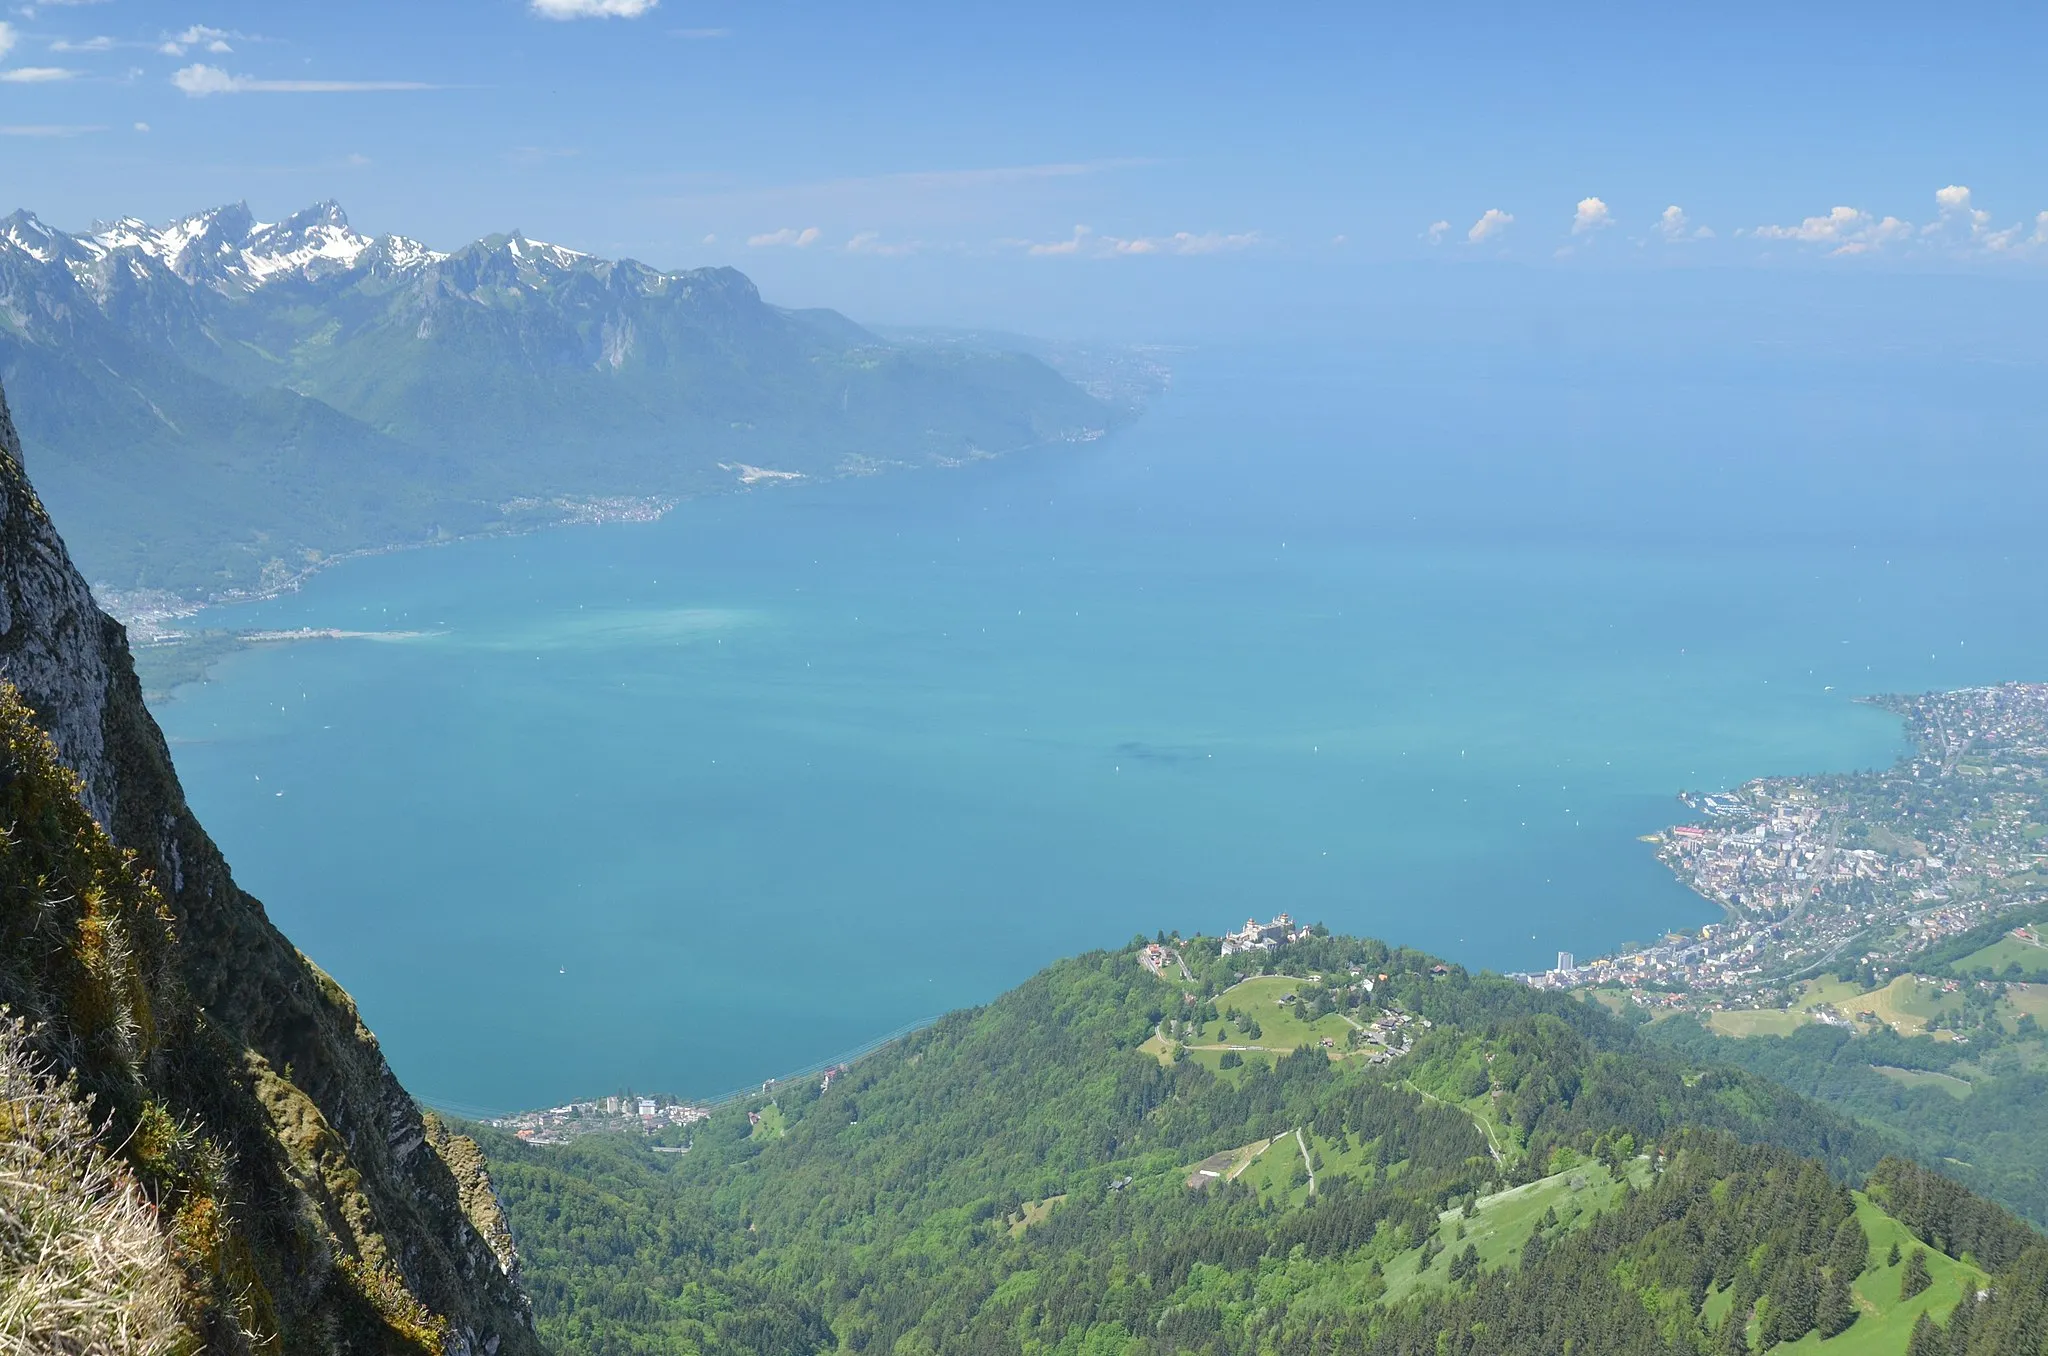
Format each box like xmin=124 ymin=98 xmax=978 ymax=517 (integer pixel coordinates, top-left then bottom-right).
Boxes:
xmin=0 ymin=376 xmax=543 ymax=1354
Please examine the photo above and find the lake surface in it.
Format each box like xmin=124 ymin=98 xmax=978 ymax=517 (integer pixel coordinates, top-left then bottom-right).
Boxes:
xmin=149 ymin=342 xmax=2048 ymax=1113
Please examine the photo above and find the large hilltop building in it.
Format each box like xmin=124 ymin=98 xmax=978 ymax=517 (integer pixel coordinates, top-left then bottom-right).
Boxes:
xmin=1221 ymin=912 xmax=1307 ymax=956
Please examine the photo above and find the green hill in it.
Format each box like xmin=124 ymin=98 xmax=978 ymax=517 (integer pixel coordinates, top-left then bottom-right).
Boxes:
xmin=476 ymin=933 xmax=2046 ymax=1355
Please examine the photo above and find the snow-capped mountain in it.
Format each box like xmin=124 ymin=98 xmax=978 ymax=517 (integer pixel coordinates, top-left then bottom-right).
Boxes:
xmin=57 ymin=201 xmax=435 ymax=292
xmin=0 ymin=202 xmax=1118 ymax=600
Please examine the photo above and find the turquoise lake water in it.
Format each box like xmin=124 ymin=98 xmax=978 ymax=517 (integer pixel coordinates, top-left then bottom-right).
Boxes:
xmin=146 ymin=343 xmax=2048 ymax=1113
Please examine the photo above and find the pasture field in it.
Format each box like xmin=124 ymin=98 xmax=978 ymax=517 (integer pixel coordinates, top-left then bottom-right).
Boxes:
xmin=1769 ymin=1196 xmax=1988 ymax=1355
xmin=1869 ymin=1065 xmax=1973 ymax=1098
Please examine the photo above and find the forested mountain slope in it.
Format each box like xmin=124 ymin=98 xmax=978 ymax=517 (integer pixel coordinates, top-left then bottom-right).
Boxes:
xmin=481 ymin=932 xmax=2047 ymax=1355
xmin=0 ymin=376 xmax=540 ymax=1353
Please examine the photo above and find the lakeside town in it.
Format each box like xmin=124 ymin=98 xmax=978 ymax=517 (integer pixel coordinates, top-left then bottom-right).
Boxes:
xmin=1519 ymin=682 xmax=2048 ymax=1012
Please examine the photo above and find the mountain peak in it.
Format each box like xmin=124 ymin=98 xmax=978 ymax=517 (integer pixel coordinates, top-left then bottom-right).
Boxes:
xmin=281 ymin=199 xmax=350 ymax=231
xmin=0 ymin=210 xmax=63 ymax=262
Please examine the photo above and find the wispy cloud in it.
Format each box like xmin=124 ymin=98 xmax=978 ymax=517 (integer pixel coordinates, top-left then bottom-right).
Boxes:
xmin=0 ymin=122 xmax=103 ymax=136
xmin=532 ymin=0 xmax=658 ymax=18
xmin=49 ymin=35 xmax=114 ymax=52
xmin=1570 ymin=196 xmax=1612 ymax=234
xmin=844 ymin=231 xmax=923 ymax=256
xmin=1423 ymin=220 xmax=1451 ymax=245
xmin=1 ymin=66 xmax=77 ymax=82
xmin=748 ymin=226 xmax=821 ymax=248
xmin=1123 ymin=229 xmax=1258 ymax=255
xmin=172 ymin=64 xmax=439 ymax=96
xmin=1467 ymin=208 xmax=1513 ymax=244
xmin=1017 ymin=224 xmax=1259 ymax=258
xmin=671 ymin=27 xmax=727 ymax=38
xmin=0 ymin=24 xmax=16 ymax=60
xmin=1750 ymin=205 xmax=1913 ymax=255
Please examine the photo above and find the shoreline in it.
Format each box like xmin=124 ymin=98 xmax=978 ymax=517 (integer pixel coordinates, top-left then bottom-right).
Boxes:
xmin=115 ymin=429 xmax=1112 ymax=701
xmin=101 ymin=493 xmax=681 ymax=648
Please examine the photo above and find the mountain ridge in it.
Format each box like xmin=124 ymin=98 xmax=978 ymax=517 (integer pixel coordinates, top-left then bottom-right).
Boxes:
xmin=0 ymin=201 xmax=1124 ymax=601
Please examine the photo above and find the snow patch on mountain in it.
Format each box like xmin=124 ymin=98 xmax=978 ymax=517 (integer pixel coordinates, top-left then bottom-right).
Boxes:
xmin=0 ymin=201 xmax=448 ymax=293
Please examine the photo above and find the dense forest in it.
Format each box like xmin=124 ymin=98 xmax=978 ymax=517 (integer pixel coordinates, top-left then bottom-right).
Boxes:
xmin=476 ymin=933 xmax=2048 ymax=1355
xmin=1651 ymin=1014 xmax=2048 ymax=1229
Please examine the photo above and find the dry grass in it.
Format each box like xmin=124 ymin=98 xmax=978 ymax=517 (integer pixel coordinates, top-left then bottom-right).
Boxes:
xmin=0 ymin=1014 xmax=193 ymax=1355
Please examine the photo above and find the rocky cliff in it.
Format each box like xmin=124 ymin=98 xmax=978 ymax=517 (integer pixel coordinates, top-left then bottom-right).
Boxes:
xmin=0 ymin=375 xmax=542 ymax=1353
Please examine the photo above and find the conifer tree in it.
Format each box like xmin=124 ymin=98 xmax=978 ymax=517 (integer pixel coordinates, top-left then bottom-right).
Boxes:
xmin=1816 ymin=1273 xmax=1858 ymax=1338
xmin=1907 ymin=1311 xmax=1948 ymax=1356
xmin=1901 ymin=1247 xmax=1933 ymax=1300
xmin=1720 ymin=1309 xmax=1750 ymax=1356
xmin=1945 ymin=1292 xmax=1976 ymax=1354
xmin=1829 ymin=1214 xmax=1870 ymax=1280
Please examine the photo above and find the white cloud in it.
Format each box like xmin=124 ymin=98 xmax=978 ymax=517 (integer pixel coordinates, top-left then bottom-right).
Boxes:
xmin=1656 ymin=204 xmax=1712 ymax=241
xmin=1570 ymin=196 xmax=1612 ymax=234
xmin=1932 ymin=184 xmax=1991 ymax=235
xmin=1928 ymin=183 xmax=2023 ymax=250
xmin=1 ymin=66 xmax=77 ymax=81
xmin=1751 ymin=205 xmax=1912 ymax=254
xmin=0 ymin=24 xmax=17 ymax=60
xmin=1467 ymin=208 xmax=1513 ymax=244
xmin=50 ymin=35 xmax=114 ymax=51
xmin=1424 ymin=220 xmax=1451 ymax=244
xmin=132 ymin=120 xmax=148 ymax=132
xmin=531 ymin=0 xmax=658 ymax=18
xmin=747 ymin=226 xmax=821 ymax=248
xmin=1946 ymin=186 xmax=2048 ymax=254
xmin=157 ymin=25 xmax=243 ymax=56
xmin=172 ymin=63 xmax=437 ymax=95
xmin=701 ymin=233 xmax=717 ymax=245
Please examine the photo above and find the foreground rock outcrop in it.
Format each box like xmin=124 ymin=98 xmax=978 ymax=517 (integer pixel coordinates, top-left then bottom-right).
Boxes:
xmin=0 ymin=377 xmax=542 ymax=1354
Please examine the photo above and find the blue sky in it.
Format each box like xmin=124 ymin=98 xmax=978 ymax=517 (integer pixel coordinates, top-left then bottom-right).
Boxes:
xmin=5 ymin=0 xmax=2048 ymax=337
